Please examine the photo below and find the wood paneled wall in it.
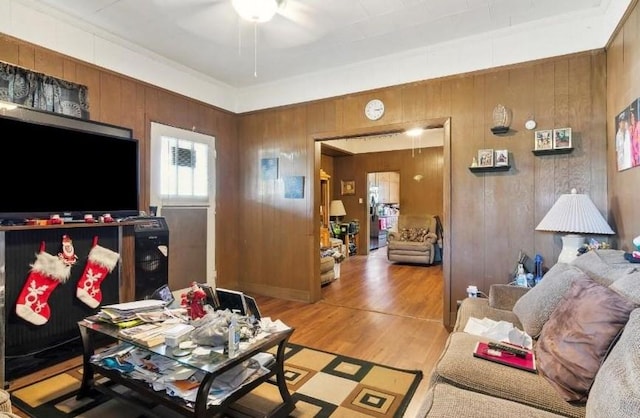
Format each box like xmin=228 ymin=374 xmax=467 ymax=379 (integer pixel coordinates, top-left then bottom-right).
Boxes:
xmin=607 ymin=1 xmax=640 ymax=252
xmin=0 ymin=33 xmax=240 ymax=290
xmin=238 ymin=51 xmax=608 ymax=326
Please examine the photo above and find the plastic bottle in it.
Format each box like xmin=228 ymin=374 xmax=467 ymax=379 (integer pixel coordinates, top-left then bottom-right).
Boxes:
xmin=534 ymin=254 xmax=544 ymax=286
xmin=228 ymin=316 xmax=240 ymax=358
xmin=516 ymin=264 xmax=527 ymax=287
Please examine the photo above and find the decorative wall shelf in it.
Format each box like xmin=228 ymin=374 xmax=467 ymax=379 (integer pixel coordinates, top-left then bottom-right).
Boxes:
xmin=490 ymin=126 xmax=510 ymax=135
xmin=469 ymin=165 xmax=511 ymax=173
xmin=532 ymin=148 xmax=574 ymax=156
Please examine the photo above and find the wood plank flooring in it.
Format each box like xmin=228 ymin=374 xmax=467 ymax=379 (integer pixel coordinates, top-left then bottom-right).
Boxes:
xmin=254 ymin=248 xmax=449 ymax=417
xmin=8 ymin=247 xmax=450 ymax=418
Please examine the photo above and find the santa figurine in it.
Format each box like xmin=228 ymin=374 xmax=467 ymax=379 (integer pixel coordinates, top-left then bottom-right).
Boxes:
xmin=58 ymin=235 xmax=78 ymax=266
xmin=181 ymin=281 xmax=207 ymax=320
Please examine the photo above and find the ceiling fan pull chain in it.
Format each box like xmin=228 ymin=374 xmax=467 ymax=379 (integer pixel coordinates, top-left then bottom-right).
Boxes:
xmin=254 ymin=22 xmax=258 ymax=77
xmin=238 ymin=19 xmax=242 ymax=56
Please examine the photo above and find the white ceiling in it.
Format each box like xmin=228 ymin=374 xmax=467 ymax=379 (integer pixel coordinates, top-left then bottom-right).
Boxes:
xmin=29 ymin=0 xmax=611 ymax=90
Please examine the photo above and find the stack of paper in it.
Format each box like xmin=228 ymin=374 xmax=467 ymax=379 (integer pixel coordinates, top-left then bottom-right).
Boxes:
xmin=96 ymin=300 xmax=168 ymax=327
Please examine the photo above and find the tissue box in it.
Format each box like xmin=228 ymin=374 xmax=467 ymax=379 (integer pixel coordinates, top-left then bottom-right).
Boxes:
xmin=163 ymin=324 xmax=195 ymax=347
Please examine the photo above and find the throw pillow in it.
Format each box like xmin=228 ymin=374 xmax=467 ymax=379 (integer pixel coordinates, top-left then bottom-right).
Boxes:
xmin=586 ymin=309 xmax=640 ymax=417
xmin=610 ymin=270 xmax=640 ymax=304
xmin=536 ymin=276 xmax=637 ymax=403
xmin=399 ymin=227 xmax=428 ymax=242
xmin=512 ymin=263 xmax=587 ymax=338
xmin=571 ymin=249 xmax=633 ymax=286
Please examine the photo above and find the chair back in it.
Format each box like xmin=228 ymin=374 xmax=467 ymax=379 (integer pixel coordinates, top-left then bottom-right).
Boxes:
xmin=397 ymin=214 xmax=436 ymax=232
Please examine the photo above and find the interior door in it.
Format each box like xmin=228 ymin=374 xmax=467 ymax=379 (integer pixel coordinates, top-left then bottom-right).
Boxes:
xmin=149 ymin=122 xmax=216 ymax=291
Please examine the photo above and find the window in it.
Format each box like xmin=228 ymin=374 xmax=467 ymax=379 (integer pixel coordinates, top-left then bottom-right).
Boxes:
xmin=150 ymin=123 xmax=215 ymax=207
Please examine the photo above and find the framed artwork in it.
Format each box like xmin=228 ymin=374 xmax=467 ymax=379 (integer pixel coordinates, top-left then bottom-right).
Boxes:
xmin=495 ymin=149 xmax=509 ymax=166
xmin=341 ymin=180 xmax=355 ymax=195
xmin=553 ymin=128 xmax=572 ymax=149
xmin=615 ymin=98 xmax=640 ymax=172
xmin=284 ymin=176 xmax=304 ymax=199
xmin=260 ymin=157 xmax=278 ymax=180
xmin=534 ymin=130 xmax=553 ymax=150
xmin=477 ymin=149 xmax=494 ymax=167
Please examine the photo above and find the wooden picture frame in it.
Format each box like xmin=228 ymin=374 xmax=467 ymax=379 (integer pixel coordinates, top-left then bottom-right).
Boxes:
xmin=553 ymin=128 xmax=572 ymax=149
xmin=477 ymin=149 xmax=494 ymax=167
xmin=341 ymin=180 xmax=355 ymax=195
xmin=495 ymin=149 xmax=509 ymax=166
xmin=534 ymin=130 xmax=553 ymax=150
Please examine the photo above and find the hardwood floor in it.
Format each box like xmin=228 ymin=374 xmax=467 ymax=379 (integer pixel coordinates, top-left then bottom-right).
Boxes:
xmin=8 ymin=248 xmax=450 ymax=418
xmin=254 ymin=248 xmax=450 ymax=417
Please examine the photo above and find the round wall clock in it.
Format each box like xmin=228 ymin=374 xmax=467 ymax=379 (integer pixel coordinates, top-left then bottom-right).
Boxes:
xmin=364 ymin=99 xmax=385 ymax=121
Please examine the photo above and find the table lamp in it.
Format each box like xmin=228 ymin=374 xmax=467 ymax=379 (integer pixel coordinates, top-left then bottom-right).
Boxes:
xmin=329 ymin=200 xmax=347 ymax=223
xmin=535 ymin=188 xmax=614 ymax=263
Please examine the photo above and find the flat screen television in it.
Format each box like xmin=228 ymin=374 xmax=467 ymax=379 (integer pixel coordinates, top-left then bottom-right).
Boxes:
xmin=0 ymin=106 xmax=140 ymax=223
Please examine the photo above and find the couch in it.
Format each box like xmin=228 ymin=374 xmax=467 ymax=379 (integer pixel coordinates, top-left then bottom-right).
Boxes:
xmin=387 ymin=214 xmax=438 ymax=264
xmin=420 ymin=249 xmax=640 ymax=417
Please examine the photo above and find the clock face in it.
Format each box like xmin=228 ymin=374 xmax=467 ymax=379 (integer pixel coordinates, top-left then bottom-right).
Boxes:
xmin=365 ymin=99 xmax=385 ymax=121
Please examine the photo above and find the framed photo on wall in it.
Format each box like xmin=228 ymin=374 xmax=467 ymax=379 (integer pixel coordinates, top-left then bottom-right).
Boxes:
xmin=260 ymin=157 xmax=278 ymax=180
xmin=341 ymin=180 xmax=355 ymax=195
xmin=495 ymin=149 xmax=509 ymax=166
xmin=477 ymin=149 xmax=494 ymax=167
xmin=553 ymin=128 xmax=572 ymax=149
xmin=534 ymin=129 xmax=553 ymax=150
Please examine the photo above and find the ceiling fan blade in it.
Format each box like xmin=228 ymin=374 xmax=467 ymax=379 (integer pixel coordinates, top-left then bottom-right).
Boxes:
xmin=259 ymin=1 xmax=327 ymax=48
xmin=153 ymin=0 xmax=239 ymax=43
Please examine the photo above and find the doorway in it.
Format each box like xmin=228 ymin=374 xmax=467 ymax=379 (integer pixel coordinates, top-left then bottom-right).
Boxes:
xmin=368 ymin=171 xmax=400 ymax=251
xmin=315 ymin=119 xmax=452 ymax=326
xmin=149 ymin=122 xmax=217 ymax=291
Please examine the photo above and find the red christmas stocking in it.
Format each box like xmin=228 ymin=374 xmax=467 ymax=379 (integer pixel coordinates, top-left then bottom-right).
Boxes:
xmin=15 ymin=242 xmax=71 ymax=325
xmin=76 ymin=237 xmax=120 ymax=308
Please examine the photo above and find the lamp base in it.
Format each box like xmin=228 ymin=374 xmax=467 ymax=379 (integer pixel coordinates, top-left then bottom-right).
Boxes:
xmin=557 ymin=234 xmax=585 ymax=264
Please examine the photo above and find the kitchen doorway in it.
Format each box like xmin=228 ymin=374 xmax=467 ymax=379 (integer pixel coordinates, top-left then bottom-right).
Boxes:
xmin=368 ymin=171 xmax=400 ymax=251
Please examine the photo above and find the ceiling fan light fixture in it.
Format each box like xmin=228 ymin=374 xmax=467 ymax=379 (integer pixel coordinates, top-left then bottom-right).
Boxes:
xmin=232 ymin=0 xmax=282 ymax=23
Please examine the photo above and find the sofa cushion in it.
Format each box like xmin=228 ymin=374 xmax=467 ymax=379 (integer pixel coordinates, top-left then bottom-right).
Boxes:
xmin=570 ymin=249 xmax=633 ymax=286
xmin=609 ymin=269 xmax=640 ymax=304
xmin=586 ymin=309 xmax=640 ymax=418
xmin=433 ymin=332 xmax=586 ymax=417
xmin=421 ymin=383 xmax=566 ymax=418
xmin=512 ymin=263 xmax=586 ymax=338
xmin=536 ymin=277 xmax=637 ymax=403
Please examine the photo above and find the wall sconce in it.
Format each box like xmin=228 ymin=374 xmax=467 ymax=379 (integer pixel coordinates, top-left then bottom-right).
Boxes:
xmin=491 ymin=104 xmax=512 ymax=135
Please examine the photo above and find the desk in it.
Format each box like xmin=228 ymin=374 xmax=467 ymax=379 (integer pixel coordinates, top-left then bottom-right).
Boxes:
xmin=77 ymin=318 xmax=294 ymax=417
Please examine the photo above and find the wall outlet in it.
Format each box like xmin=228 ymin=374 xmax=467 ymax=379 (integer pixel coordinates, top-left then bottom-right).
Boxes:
xmin=466 ymin=285 xmax=478 ymax=298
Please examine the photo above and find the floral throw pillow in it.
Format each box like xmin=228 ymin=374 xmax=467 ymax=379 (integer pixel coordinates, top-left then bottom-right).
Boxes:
xmin=399 ymin=228 xmax=428 ymax=242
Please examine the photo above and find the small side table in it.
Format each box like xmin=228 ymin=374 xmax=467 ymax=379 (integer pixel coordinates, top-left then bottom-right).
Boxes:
xmin=329 ymin=238 xmax=346 ymax=258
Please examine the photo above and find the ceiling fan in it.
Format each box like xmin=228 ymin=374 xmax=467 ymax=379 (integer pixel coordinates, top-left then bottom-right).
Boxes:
xmin=153 ymin=0 xmax=325 ymax=49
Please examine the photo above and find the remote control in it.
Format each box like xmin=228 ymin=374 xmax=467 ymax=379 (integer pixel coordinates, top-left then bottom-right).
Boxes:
xmin=487 ymin=342 xmax=528 ymax=358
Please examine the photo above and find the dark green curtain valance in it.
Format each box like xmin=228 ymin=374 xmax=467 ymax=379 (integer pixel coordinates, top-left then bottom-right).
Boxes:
xmin=0 ymin=61 xmax=89 ymax=119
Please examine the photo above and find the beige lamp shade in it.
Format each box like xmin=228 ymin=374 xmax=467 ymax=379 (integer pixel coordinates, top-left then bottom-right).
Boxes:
xmin=329 ymin=200 xmax=347 ymax=217
xmin=536 ymin=188 xmax=614 ymax=263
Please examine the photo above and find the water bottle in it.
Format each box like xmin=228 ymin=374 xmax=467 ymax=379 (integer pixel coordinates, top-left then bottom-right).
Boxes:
xmin=534 ymin=254 xmax=543 ymax=286
xmin=228 ymin=316 xmax=240 ymax=358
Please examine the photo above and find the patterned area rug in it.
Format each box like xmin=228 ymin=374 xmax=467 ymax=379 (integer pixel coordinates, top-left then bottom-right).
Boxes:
xmin=10 ymin=343 xmax=422 ymax=418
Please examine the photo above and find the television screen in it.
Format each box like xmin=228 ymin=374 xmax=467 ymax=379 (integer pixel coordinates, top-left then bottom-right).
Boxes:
xmin=0 ymin=113 xmax=139 ymax=222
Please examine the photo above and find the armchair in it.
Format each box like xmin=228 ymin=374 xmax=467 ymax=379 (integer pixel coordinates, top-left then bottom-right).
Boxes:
xmin=387 ymin=214 xmax=438 ymax=264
